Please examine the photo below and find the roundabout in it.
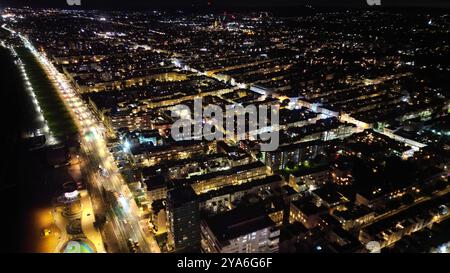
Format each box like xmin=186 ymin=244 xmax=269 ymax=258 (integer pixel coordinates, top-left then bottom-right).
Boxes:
xmin=61 ymin=238 xmax=96 ymax=253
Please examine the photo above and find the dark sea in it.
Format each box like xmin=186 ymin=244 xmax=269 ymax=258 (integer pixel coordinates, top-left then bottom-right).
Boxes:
xmin=0 ymin=46 xmax=55 ymax=252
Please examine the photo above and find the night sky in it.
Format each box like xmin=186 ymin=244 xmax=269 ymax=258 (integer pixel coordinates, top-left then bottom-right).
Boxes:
xmin=1 ymin=0 xmax=450 ymax=9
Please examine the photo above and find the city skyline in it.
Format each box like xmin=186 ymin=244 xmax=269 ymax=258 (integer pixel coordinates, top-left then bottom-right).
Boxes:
xmin=1 ymin=4 xmax=449 ymax=256
xmin=2 ymin=0 xmax=450 ymax=9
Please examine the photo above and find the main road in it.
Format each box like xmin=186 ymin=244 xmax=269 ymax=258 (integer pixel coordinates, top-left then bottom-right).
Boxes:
xmin=8 ymin=26 xmax=159 ymax=252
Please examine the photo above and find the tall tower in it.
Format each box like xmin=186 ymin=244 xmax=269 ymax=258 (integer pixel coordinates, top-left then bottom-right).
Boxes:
xmin=167 ymin=186 xmax=201 ymax=253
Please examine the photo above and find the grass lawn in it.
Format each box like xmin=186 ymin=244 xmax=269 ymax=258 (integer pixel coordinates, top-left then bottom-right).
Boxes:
xmin=15 ymin=46 xmax=78 ymax=139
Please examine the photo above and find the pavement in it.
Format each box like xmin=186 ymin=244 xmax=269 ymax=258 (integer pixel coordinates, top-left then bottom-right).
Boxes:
xmin=80 ymin=190 xmax=106 ymax=253
xmin=52 ymin=205 xmax=70 ymax=253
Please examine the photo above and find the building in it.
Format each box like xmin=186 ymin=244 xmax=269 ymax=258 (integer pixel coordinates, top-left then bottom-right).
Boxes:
xmin=201 ymin=206 xmax=280 ymax=253
xmin=311 ymin=186 xmax=350 ymax=209
xmin=279 ymin=222 xmax=310 ymax=253
xmin=332 ymin=205 xmax=375 ymax=230
xmin=262 ymin=140 xmax=325 ymax=171
xmin=143 ymin=174 xmax=167 ymax=204
xmin=289 ymin=199 xmax=326 ymax=229
xmin=170 ymin=161 xmax=270 ymax=194
xmin=167 ymin=186 xmax=201 ymax=252
xmin=129 ymin=140 xmax=214 ymax=167
xmin=197 ymin=175 xmax=283 ymax=214
xmin=289 ymin=165 xmax=330 ymax=192
xmin=331 ymin=161 xmax=354 ymax=186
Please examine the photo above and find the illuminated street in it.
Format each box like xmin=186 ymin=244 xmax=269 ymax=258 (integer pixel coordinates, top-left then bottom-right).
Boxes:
xmin=4 ymin=28 xmax=159 ymax=252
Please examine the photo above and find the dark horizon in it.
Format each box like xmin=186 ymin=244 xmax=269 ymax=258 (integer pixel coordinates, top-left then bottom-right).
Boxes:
xmin=2 ymin=0 xmax=450 ymax=10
